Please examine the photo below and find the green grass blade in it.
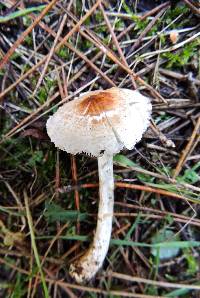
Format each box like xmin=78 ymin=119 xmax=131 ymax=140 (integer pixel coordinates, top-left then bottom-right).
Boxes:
xmin=0 ymin=5 xmax=46 ymax=23
xmin=166 ymin=287 xmax=193 ymax=297
xmin=24 ymin=192 xmax=49 ymax=298
xmin=36 ymin=234 xmax=200 ymax=249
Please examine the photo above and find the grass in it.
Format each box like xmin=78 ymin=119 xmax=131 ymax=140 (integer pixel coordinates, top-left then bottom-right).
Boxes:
xmin=36 ymin=235 xmax=200 ymax=250
xmin=24 ymin=191 xmax=49 ymax=298
xmin=0 ymin=5 xmax=46 ymax=23
xmin=0 ymin=0 xmax=200 ymax=297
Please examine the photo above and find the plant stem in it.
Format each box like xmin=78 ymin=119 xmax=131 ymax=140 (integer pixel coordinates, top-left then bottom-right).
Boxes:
xmin=69 ymin=153 xmax=114 ymax=283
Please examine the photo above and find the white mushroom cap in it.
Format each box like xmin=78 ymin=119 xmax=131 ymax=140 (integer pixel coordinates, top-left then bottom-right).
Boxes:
xmin=46 ymin=87 xmax=152 ymax=157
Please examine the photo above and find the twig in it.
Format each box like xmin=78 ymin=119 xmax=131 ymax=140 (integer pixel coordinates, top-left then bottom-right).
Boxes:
xmin=115 ymin=202 xmax=200 ymax=227
xmin=99 ymin=2 xmax=137 ymax=89
xmin=0 ymin=0 xmax=103 ymax=102
xmin=32 ymin=223 xmax=68 ymax=295
xmin=63 ymin=8 xmax=166 ymax=102
xmin=140 ymin=32 xmax=200 ymax=59
xmin=59 ymin=182 xmax=196 ymax=204
xmin=111 ymin=271 xmax=200 ymax=290
xmin=173 ymin=117 xmax=200 ymax=178
xmin=0 ymin=0 xmax=58 ymax=70
xmin=150 ymin=120 xmax=175 ymax=148
xmin=183 ymin=0 xmax=200 ymax=15
xmin=140 ymin=1 xmax=170 ymax=20
xmin=127 ymin=8 xmax=168 ymax=54
xmin=32 ymin=14 xmax=67 ymax=96
xmin=47 ymin=277 xmax=164 ymax=298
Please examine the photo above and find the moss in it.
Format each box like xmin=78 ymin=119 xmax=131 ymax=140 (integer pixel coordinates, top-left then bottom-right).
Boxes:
xmin=0 ymin=69 xmax=5 ymax=76
xmin=165 ymin=4 xmax=189 ymax=25
xmin=57 ymin=45 xmax=70 ymax=60
xmin=38 ymin=86 xmax=47 ymax=104
xmin=162 ymin=39 xmax=200 ymax=68
xmin=24 ymin=35 xmax=33 ymax=46
xmin=10 ymin=52 xmax=21 ymax=61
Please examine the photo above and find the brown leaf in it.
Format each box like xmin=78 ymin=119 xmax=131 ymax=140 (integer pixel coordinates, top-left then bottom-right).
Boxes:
xmin=20 ymin=128 xmax=48 ymax=140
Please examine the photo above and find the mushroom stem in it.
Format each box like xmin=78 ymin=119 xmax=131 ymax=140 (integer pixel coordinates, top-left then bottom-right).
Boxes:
xmin=69 ymin=153 xmax=114 ymax=283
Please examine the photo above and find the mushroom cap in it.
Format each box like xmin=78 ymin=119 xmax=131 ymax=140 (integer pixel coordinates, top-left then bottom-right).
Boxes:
xmin=46 ymin=87 xmax=152 ymax=157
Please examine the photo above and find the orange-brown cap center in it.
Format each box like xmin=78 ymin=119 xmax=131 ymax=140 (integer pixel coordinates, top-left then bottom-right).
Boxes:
xmin=77 ymin=90 xmax=119 ymax=116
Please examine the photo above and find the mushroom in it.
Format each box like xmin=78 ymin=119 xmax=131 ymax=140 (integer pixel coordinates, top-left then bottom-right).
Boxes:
xmin=46 ymin=87 xmax=152 ymax=283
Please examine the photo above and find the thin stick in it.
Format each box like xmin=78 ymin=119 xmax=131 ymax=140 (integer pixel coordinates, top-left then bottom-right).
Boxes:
xmin=183 ymin=0 xmax=200 ymax=15
xmin=32 ymin=14 xmax=67 ymax=96
xmin=0 ymin=0 xmax=102 ymax=101
xmin=173 ymin=117 xmax=200 ymax=178
xmin=76 ymin=182 xmax=193 ymax=203
xmin=111 ymin=271 xmax=200 ymax=290
xmin=0 ymin=0 xmax=58 ymax=70
xmin=99 ymin=3 xmax=137 ymax=89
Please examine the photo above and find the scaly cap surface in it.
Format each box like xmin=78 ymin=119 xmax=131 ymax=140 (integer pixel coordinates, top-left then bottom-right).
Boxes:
xmin=46 ymin=87 xmax=152 ymax=156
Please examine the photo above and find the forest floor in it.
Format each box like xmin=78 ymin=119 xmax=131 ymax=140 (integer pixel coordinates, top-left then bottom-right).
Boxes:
xmin=0 ymin=0 xmax=200 ymax=297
